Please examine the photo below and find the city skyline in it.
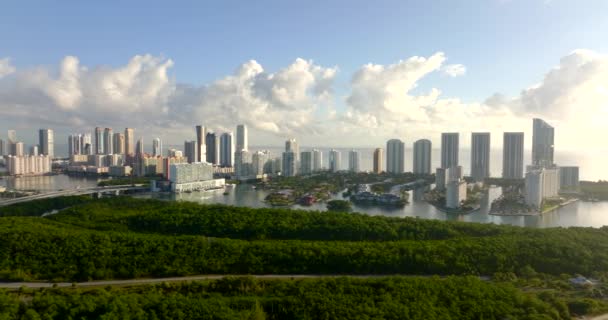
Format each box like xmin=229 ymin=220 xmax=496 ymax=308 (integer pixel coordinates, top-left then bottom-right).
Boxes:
xmin=1 ymin=2 xmax=608 ymax=150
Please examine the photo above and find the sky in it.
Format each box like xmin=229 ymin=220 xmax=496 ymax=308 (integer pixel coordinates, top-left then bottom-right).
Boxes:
xmin=1 ymin=0 xmax=608 ymax=151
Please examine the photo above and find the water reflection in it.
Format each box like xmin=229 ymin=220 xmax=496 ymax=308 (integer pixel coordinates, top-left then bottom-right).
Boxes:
xmin=1 ymin=174 xmax=101 ymax=191
xmin=2 ymin=174 xmax=608 ymax=229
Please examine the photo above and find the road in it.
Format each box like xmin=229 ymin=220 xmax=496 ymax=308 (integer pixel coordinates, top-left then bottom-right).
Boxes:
xmin=0 ymin=185 xmax=148 ymax=207
xmin=0 ymin=274 xmax=433 ymax=289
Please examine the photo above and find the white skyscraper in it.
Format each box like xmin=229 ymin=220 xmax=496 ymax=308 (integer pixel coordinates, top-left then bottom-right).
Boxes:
xmin=525 ymin=168 xmax=560 ymax=209
xmin=348 ymin=149 xmax=360 ymax=172
xmin=7 ymin=130 xmax=17 ymax=144
xmin=446 ymin=180 xmax=467 ymax=209
xmin=441 ymin=133 xmax=459 ymax=169
xmin=252 ymin=150 xmax=270 ymax=176
xmin=300 ymin=151 xmax=313 ymax=175
xmin=38 ymin=129 xmax=54 ymax=158
xmin=471 ymin=133 xmax=490 ymax=182
xmin=503 ymin=132 xmax=524 ymax=179
xmin=153 ymin=138 xmax=162 ymax=157
xmin=220 ymin=132 xmax=234 ymax=167
xmin=386 ymin=139 xmax=405 ymax=174
xmin=413 ymin=139 xmax=431 ymax=175
xmin=125 ymin=128 xmax=135 ymax=156
xmin=312 ymin=149 xmax=323 ymax=172
xmin=329 ymin=149 xmax=341 ymax=172
xmin=532 ymin=118 xmax=554 ymax=168
xmin=14 ymin=142 xmax=24 ymax=157
xmin=236 ymin=124 xmax=248 ymax=152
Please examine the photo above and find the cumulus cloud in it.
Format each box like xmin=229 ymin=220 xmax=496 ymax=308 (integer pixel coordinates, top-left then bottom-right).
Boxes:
xmin=442 ymin=64 xmax=466 ymax=77
xmin=0 ymin=49 xmax=606 ymax=150
xmin=0 ymin=55 xmax=336 ymax=141
xmin=0 ymin=58 xmax=16 ymax=78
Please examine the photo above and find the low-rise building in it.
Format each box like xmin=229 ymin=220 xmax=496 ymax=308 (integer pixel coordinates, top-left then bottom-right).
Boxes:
xmin=169 ymin=162 xmax=225 ymax=193
xmin=6 ymin=155 xmax=52 ymax=176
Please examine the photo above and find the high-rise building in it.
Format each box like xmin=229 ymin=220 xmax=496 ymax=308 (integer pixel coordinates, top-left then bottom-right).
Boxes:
xmin=220 ymin=132 xmax=234 ymax=167
xmin=446 ymin=180 xmax=467 ymax=209
xmin=125 ymin=128 xmax=135 ymax=156
xmin=103 ymin=128 xmax=113 ymax=155
xmin=559 ymin=166 xmax=580 ymax=191
xmin=285 ymin=138 xmax=299 ymax=161
xmin=7 ymin=130 xmax=17 ymax=144
xmin=532 ymin=118 xmax=554 ymax=168
xmin=82 ymin=134 xmax=92 ymax=155
xmin=6 ymin=130 xmax=17 ymax=156
xmin=373 ymin=148 xmax=383 ymax=174
xmin=312 ymin=149 xmax=323 ymax=172
xmin=503 ymin=132 xmax=524 ymax=179
xmin=94 ymin=127 xmax=104 ymax=154
xmin=113 ymin=133 xmax=125 ymax=154
xmin=282 ymin=151 xmax=297 ymax=177
xmin=236 ymin=124 xmax=248 ymax=152
xmin=348 ymin=149 xmax=360 ymax=172
xmin=329 ymin=149 xmax=341 ymax=172
xmin=252 ymin=150 xmax=270 ymax=176
xmin=14 ymin=142 xmax=24 ymax=157
xmin=69 ymin=134 xmax=84 ymax=155
xmin=195 ymin=125 xmax=206 ymax=163
xmin=206 ymin=132 xmax=220 ymax=165
xmin=234 ymin=149 xmax=251 ymax=178
xmin=184 ymin=141 xmax=197 ymax=164
xmin=38 ymin=129 xmax=54 ymax=157
xmin=136 ymin=138 xmax=144 ymax=157
xmin=435 ymin=168 xmax=447 ymax=191
xmin=413 ymin=139 xmax=431 ymax=175
xmin=300 ymin=151 xmax=313 ymax=175
xmin=153 ymin=138 xmax=162 ymax=157
xmin=471 ymin=133 xmax=490 ymax=182
xmin=525 ymin=168 xmax=560 ymax=209
xmin=0 ymin=139 xmax=4 ymax=156
xmin=30 ymin=145 xmax=39 ymax=156
xmin=386 ymin=139 xmax=405 ymax=174
xmin=441 ymin=133 xmax=459 ymax=169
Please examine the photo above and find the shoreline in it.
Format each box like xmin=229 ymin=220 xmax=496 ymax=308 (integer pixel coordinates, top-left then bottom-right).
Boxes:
xmin=490 ymin=198 xmax=580 ymax=217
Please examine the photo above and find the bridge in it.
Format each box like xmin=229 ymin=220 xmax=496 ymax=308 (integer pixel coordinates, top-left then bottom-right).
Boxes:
xmin=0 ymin=185 xmax=150 ymax=207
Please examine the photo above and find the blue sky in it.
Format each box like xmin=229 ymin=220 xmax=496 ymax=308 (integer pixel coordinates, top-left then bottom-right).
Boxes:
xmin=1 ymin=0 xmax=608 ymax=152
xmin=3 ymin=0 xmax=607 ymax=101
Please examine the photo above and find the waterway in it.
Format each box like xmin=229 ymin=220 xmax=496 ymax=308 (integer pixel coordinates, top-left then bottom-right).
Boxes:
xmin=2 ymin=173 xmax=608 ymax=229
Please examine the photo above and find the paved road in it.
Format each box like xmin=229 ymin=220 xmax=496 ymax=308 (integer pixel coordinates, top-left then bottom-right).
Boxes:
xmin=0 ymin=185 xmax=147 ymax=207
xmin=0 ymin=274 xmax=428 ymax=289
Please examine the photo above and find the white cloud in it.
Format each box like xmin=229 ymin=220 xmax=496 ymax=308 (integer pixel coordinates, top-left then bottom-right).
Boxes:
xmin=0 ymin=58 xmax=16 ymax=78
xmin=0 ymin=50 xmax=606 ymax=151
xmin=442 ymin=64 xmax=466 ymax=77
